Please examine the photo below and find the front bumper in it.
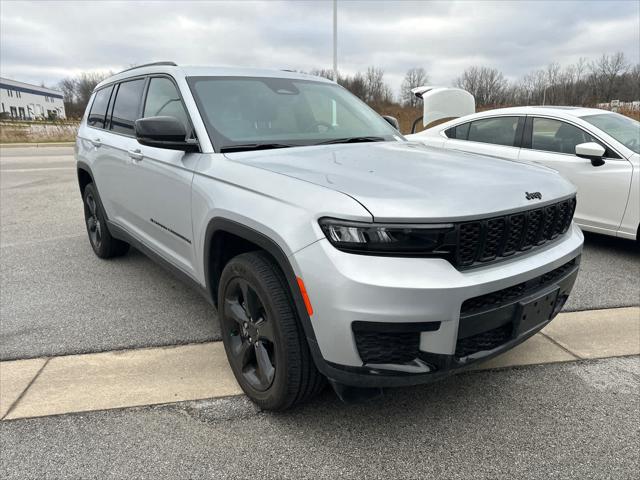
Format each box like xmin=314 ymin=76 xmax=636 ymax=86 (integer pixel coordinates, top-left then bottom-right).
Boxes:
xmin=292 ymin=223 xmax=583 ymax=387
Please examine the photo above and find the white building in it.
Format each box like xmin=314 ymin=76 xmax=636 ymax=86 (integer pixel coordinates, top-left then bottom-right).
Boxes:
xmin=0 ymin=77 xmax=66 ymax=120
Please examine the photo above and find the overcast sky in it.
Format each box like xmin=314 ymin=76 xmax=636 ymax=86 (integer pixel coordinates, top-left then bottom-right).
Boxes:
xmin=1 ymin=0 xmax=638 ymax=94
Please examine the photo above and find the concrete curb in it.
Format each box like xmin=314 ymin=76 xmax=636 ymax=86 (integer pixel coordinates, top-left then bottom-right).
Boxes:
xmin=0 ymin=142 xmax=74 ymax=148
xmin=1 ymin=306 xmax=638 ymax=420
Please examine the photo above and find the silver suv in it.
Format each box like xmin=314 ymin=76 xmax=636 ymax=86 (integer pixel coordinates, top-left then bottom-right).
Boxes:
xmin=75 ymin=62 xmax=584 ymax=410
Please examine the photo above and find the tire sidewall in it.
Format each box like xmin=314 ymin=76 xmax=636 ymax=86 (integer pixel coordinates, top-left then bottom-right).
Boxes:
xmin=83 ymin=184 xmax=107 ymax=257
xmin=218 ymin=256 xmax=295 ymax=409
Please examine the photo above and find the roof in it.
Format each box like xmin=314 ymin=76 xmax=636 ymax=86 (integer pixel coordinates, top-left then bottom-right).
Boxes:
xmin=0 ymin=77 xmax=64 ymax=98
xmin=95 ymin=64 xmax=333 ymax=91
xmin=472 ymin=105 xmax=611 ymax=118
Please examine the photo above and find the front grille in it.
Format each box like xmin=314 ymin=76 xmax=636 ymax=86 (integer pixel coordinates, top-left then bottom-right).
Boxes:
xmin=461 ymin=258 xmax=577 ymax=315
xmin=353 ymin=331 xmax=419 ymax=364
xmin=455 ymin=323 xmax=513 ymax=358
xmin=455 ymin=197 xmax=576 ymax=268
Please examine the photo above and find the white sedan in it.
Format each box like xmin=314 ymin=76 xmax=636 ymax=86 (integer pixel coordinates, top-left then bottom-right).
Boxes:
xmin=408 ymin=106 xmax=640 ymax=241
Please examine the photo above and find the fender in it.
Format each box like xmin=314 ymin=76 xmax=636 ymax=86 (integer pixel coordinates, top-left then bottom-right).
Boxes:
xmin=203 ymin=218 xmax=326 ymax=366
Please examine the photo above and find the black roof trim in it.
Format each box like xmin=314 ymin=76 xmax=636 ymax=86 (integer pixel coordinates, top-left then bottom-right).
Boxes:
xmin=117 ymin=61 xmax=177 ymax=75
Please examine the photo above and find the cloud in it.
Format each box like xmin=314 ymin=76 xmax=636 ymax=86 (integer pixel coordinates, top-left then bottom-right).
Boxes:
xmin=1 ymin=0 xmax=638 ymax=95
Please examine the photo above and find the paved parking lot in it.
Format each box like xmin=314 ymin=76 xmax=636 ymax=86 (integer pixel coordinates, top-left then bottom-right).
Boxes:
xmin=2 ymin=357 xmax=638 ymax=479
xmin=1 ymin=146 xmax=639 ymax=360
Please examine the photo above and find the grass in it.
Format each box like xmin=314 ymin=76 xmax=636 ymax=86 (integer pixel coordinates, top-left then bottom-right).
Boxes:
xmin=0 ymin=121 xmax=78 ymax=144
xmin=619 ymin=108 xmax=639 ymax=122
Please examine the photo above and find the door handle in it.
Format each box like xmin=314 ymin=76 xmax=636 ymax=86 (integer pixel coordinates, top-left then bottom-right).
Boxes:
xmin=91 ymin=138 xmax=102 ymax=148
xmin=128 ymin=149 xmax=144 ymax=162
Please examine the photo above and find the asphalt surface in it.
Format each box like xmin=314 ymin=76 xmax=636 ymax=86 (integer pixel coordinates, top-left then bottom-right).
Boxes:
xmin=2 ymin=357 xmax=638 ymax=479
xmin=1 ymin=146 xmax=639 ymax=360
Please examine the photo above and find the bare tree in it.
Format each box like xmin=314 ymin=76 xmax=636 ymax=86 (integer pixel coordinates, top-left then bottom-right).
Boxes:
xmin=363 ymin=67 xmax=393 ymax=105
xmin=57 ymin=72 xmax=111 ymax=118
xmin=588 ymin=52 xmax=629 ymax=101
xmin=454 ymin=66 xmax=509 ymax=106
xmin=400 ymin=67 xmax=428 ymax=107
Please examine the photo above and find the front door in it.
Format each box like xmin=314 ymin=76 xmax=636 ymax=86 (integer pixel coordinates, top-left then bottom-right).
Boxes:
xmin=518 ymin=116 xmax=632 ymax=235
xmin=123 ymin=76 xmax=198 ymax=276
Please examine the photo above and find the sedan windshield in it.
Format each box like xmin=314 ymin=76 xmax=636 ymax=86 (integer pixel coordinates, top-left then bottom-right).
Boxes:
xmin=581 ymin=112 xmax=640 ymax=154
xmin=187 ymin=76 xmax=401 ymax=152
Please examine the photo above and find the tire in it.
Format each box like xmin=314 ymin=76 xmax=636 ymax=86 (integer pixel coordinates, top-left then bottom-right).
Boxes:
xmin=82 ymin=183 xmax=130 ymax=258
xmin=218 ymin=251 xmax=325 ymax=410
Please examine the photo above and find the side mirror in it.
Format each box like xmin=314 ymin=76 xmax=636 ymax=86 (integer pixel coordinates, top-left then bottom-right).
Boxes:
xmin=382 ymin=115 xmax=400 ymax=131
xmin=575 ymin=142 xmax=606 ymax=167
xmin=135 ymin=116 xmax=199 ymax=152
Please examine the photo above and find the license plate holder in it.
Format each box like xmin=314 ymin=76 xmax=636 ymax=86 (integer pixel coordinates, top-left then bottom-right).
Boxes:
xmin=515 ymin=288 xmax=559 ymax=336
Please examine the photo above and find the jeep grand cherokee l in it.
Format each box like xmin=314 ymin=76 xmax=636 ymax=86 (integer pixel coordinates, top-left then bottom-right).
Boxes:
xmin=75 ymin=62 xmax=583 ymax=410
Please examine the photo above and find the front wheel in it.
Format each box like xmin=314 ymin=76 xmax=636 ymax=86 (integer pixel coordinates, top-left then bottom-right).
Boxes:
xmin=218 ymin=251 xmax=325 ymax=410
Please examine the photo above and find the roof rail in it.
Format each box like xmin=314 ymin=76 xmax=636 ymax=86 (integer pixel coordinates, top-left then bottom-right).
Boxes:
xmin=117 ymin=61 xmax=177 ymax=74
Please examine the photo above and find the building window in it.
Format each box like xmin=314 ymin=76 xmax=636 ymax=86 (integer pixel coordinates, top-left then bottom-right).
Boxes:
xmin=7 ymin=89 xmax=13 ymax=98
xmin=16 ymin=91 xmax=21 ymax=98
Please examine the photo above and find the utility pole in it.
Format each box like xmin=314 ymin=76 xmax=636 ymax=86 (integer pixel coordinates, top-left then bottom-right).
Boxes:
xmin=333 ymin=0 xmax=338 ymax=82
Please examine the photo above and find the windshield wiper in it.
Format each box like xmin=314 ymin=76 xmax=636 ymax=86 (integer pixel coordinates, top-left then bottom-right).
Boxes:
xmin=314 ymin=136 xmax=387 ymax=145
xmin=220 ymin=143 xmax=297 ymax=153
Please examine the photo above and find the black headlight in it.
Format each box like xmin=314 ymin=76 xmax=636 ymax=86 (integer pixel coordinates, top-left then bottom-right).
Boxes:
xmin=319 ymin=218 xmax=456 ymax=256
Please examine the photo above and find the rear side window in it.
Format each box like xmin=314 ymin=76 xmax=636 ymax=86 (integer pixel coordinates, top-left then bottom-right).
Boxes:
xmin=468 ymin=117 xmax=520 ymax=147
xmin=87 ymin=86 xmax=113 ymax=128
xmin=445 ymin=122 xmax=470 ymax=140
xmin=143 ymin=77 xmax=190 ymax=130
xmin=110 ymin=79 xmax=145 ymax=135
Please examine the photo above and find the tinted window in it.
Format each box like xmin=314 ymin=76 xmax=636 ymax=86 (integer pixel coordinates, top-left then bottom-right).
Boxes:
xmin=87 ymin=86 xmax=113 ymax=128
xmin=532 ymin=118 xmax=596 ymax=155
xmin=467 ymin=117 xmax=520 ymax=146
xmin=446 ymin=122 xmax=470 ymax=140
xmin=110 ymin=79 xmax=145 ymax=135
xmin=143 ymin=77 xmax=190 ymax=130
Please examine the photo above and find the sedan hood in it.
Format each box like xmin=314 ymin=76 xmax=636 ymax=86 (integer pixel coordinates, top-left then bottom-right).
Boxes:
xmin=224 ymin=141 xmax=575 ymax=222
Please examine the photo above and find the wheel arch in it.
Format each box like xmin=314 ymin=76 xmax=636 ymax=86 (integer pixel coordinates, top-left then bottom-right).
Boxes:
xmin=77 ymin=161 xmax=94 ymax=197
xmin=203 ymin=218 xmax=321 ymax=356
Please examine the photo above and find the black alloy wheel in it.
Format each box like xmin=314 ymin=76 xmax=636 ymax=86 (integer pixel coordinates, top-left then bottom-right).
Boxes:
xmin=84 ymin=191 xmax=103 ymax=250
xmin=223 ymin=278 xmax=276 ymax=391
xmin=218 ymin=252 xmax=325 ymax=410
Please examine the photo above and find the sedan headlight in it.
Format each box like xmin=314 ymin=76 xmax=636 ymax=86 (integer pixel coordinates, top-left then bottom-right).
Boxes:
xmin=318 ymin=218 xmax=456 ymax=256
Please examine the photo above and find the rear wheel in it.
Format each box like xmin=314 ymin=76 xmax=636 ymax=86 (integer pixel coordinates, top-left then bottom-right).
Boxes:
xmin=218 ymin=251 xmax=325 ymax=410
xmin=83 ymin=183 xmax=129 ymax=258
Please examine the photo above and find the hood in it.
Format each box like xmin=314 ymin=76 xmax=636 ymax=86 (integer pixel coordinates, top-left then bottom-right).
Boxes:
xmin=224 ymin=141 xmax=576 ymax=222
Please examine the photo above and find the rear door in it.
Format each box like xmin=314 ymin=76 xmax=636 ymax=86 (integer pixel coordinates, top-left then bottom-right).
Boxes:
xmin=83 ymin=85 xmax=116 ymax=213
xmin=518 ymin=116 xmax=632 ymax=234
xmin=123 ymin=75 xmax=198 ymax=275
xmin=443 ymin=116 xmax=524 ymax=161
xmin=97 ymin=77 xmax=147 ymax=232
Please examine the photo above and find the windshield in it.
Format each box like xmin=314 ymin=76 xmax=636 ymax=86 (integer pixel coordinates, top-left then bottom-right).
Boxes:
xmin=187 ymin=76 xmax=401 ymax=151
xmin=581 ymin=112 xmax=640 ymax=154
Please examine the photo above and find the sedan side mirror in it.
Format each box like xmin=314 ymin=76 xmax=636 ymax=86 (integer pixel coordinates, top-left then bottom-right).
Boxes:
xmin=135 ymin=116 xmax=199 ymax=152
xmin=382 ymin=115 xmax=400 ymax=131
xmin=575 ymin=142 xmax=606 ymax=167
